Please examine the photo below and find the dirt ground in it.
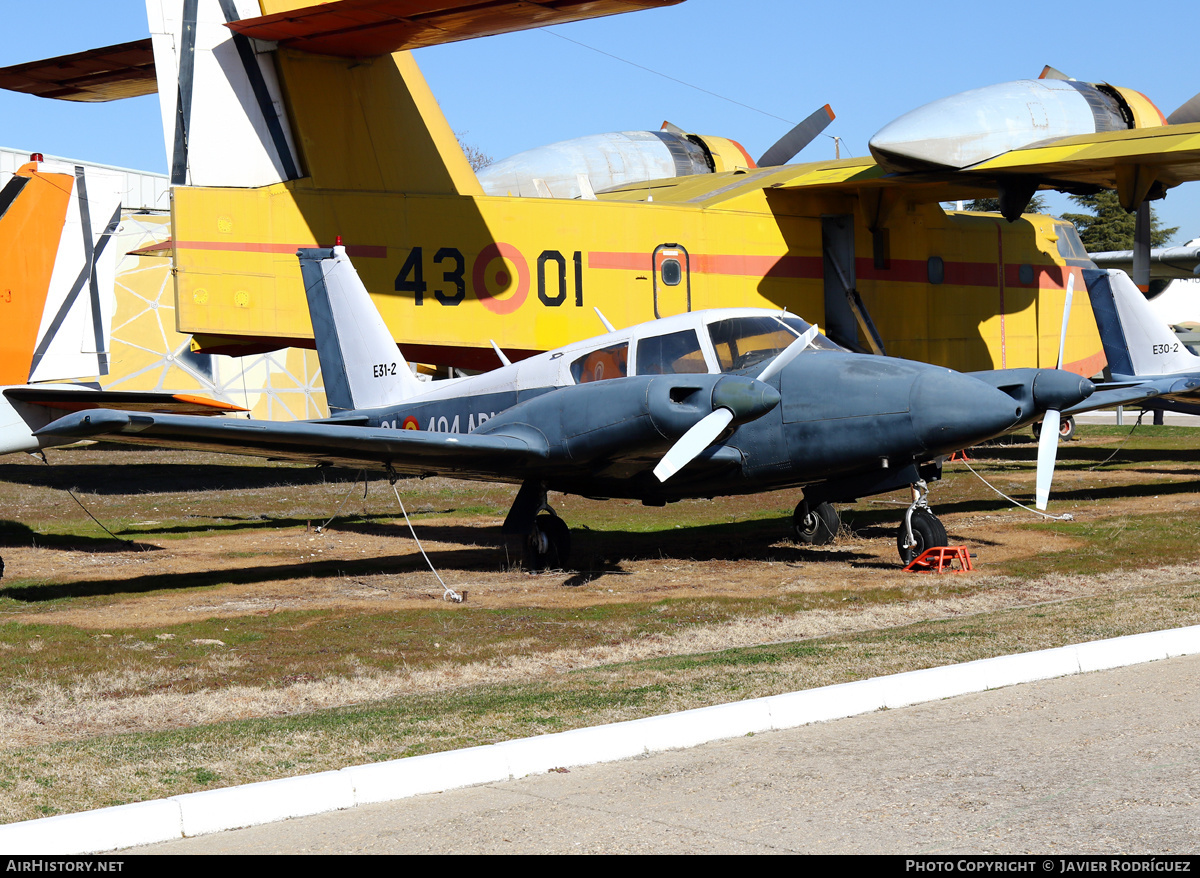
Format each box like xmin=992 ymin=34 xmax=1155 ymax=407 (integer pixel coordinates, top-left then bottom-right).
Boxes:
xmin=0 ymin=487 xmax=1115 ymax=629
xmin=2 ymin=434 xmax=1197 ymax=633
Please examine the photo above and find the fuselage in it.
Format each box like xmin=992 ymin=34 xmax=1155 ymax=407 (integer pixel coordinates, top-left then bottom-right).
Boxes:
xmin=344 ymin=308 xmax=1062 ymax=502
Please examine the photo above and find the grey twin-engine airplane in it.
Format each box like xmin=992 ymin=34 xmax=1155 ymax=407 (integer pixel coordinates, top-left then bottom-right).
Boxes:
xmin=39 ymin=247 xmax=1094 ymax=568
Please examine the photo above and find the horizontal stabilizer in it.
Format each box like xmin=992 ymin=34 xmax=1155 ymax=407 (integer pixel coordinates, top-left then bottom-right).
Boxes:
xmin=0 ymin=39 xmax=156 ymax=102
xmin=3 ymin=387 xmax=245 ymax=415
xmin=227 ymin=0 xmax=684 ymax=57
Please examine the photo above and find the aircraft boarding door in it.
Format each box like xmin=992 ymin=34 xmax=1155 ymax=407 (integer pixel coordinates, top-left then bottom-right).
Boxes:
xmin=652 ymin=244 xmax=691 ymax=318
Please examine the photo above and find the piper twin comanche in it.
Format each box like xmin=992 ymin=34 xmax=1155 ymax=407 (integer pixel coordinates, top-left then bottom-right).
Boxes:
xmin=40 ymin=247 xmax=1094 ymax=567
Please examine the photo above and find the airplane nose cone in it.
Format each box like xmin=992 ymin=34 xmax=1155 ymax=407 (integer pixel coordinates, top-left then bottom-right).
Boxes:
xmin=712 ymin=376 xmax=781 ymax=423
xmin=1032 ymin=371 xmax=1095 ymax=413
xmin=909 ymin=370 xmax=1025 ymax=454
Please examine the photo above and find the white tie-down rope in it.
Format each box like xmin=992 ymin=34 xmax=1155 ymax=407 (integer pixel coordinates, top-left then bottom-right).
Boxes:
xmin=958 ymin=458 xmax=1074 ymax=521
xmin=391 ymin=483 xmax=462 ymax=603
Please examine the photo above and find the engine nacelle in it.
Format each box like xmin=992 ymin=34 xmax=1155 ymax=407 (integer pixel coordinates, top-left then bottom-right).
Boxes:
xmin=869 ymin=77 xmax=1166 ymax=173
xmin=477 ymin=129 xmax=755 ymax=200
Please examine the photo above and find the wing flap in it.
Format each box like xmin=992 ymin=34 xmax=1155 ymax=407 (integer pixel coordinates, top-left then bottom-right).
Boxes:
xmin=228 ymin=0 xmax=684 ymax=58
xmin=969 ymin=122 xmax=1200 ymax=190
xmin=36 ymin=410 xmax=548 ymax=479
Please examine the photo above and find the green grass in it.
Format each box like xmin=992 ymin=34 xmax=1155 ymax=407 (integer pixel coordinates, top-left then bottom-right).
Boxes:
xmin=3 ymin=427 xmax=1200 ymax=822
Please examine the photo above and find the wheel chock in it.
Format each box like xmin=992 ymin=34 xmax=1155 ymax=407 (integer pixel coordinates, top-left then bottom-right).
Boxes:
xmin=904 ymin=545 xmax=975 ymax=573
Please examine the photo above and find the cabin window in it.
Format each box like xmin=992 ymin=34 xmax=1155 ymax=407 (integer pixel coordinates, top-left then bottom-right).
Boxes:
xmin=570 ymin=343 xmax=628 ymax=384
xmin=927 ymin=256 xmax=944 ymax=285
xmin=636 ymin=329 xmax=707 ymax=375
xmin=660 ymin=257 xmax=682 ymax=286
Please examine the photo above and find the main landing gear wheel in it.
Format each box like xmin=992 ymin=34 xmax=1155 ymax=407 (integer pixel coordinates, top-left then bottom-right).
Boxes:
xmin=793 ymin=500 xmax=839 ymax=545
xmin=524 ymin=513 xmax=571 ymax=571
xmin=896 ymin=508 xmax=949 ymax=564
xmin=1033 ymin=414 xmax=1075 ymax=441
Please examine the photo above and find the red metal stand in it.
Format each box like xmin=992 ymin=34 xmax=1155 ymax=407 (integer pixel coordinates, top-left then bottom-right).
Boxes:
xmin=904 ymin=545 xmax=974 ymax=573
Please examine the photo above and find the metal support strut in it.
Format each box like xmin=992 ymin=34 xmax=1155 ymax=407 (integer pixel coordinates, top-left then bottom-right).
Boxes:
xmin=901 ymin=479 xmax=930 ymax=553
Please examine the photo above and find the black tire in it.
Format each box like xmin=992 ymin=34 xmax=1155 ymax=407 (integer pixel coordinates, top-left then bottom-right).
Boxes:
xmin=524 ymin=513 xmax=571 ymax=570
xmin=793 ymin=500 xmax=839 ymax=545
xmin=896 ymin=508 xmax=949 ymax=564
xmin=1032 ymin=415 xmax=1076 ymax=441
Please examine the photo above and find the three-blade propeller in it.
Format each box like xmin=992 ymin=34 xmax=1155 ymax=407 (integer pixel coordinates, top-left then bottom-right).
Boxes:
xmin=654 ymin=326 xmax=816 ymax=482
xmin=1035 ymin=273 xmax=1074 ymax=510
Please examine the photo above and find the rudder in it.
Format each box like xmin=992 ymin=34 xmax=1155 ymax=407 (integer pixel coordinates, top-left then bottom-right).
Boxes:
xmin=297 ymin=245 xmax=424 ymax=413
xmin=1083 ymin=267 xmax=1200 ymax=377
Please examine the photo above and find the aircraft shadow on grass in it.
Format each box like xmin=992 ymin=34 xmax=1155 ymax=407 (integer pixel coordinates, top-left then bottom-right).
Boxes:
xmin=0 ymin=519 xmax=161 ymax=555
xmin=0 ymin=516 xmax=877 ymax=603
xmin=0 ymin=461 xmax=364 ymax=495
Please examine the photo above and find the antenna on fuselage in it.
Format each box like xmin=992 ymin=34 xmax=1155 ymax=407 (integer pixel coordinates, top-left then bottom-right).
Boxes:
xmin=594 ymin=307 xmax=616 ymax=333
xmin=490 ymin=339 xmax=512 ymax=367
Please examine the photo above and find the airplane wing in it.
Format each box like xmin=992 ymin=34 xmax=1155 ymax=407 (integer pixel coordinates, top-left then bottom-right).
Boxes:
xmin=1089 ymin=245 xmax=1200 ymax=281
xmin=0 ymin=1 xmax=683 ymax=101
xmin=225 ymin=0 xmax=685 ymax=57
xmin=753 ymin=123 xmax=1200 ymax=208
xmin=35 ymin=409 xmax=549 ymax=479
xmin=3 ymin=388 xmax=246 ymax=414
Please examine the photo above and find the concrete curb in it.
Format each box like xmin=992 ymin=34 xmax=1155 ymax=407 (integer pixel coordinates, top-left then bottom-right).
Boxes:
xmin=4 ymin=624 xmax=1199 ymax=854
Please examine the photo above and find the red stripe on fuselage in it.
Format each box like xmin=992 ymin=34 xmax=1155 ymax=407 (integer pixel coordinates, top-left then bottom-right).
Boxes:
xmin=175 ymin=241 xmax=388 ymax=258
xmin=589 ymin=251 xmax=1050 ymax=288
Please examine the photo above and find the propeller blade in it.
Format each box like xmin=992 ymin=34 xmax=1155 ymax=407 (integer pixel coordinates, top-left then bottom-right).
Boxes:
xmin=1035 ymin=409 xmax=1061 ymax=511
xmin=1168 ymin=91 xmax=1200 ymax=125
xmin=1056 ymin=273 xmax=1074 ymax=370
xmin=653 ymin=408 xmax=734 ymax=483
xmin=757 ymin=104 xmax=835 ymax=167
xmin=756 ymin=325 xmax=818 ymax=383
xmin=1038 ymin=65 xmax=1072 ymax=81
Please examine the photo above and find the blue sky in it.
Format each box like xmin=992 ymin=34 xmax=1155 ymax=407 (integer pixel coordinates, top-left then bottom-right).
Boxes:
xmin=2 ymin=0 xmax=1195 ymax=242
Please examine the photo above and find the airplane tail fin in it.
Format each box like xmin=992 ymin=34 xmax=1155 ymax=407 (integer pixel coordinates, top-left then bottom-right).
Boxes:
xmin=0 ymin=159 xmax=123 ymax=385
xmin=145 ymin=0 xmax=483 ymax=194
xmin=1082 ymin=267 xmax=1200 ymax=377
xmin=297 ymin=246 xmax=424 ymax=413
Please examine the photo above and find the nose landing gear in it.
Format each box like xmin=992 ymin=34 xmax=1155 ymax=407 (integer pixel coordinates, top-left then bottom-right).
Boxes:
xmin=897 ymin=479 xmax=949 ymax=564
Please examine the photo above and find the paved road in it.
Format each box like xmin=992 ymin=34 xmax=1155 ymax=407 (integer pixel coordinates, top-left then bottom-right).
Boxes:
xmin=132 ymin=653 xmax=1200 ymax=854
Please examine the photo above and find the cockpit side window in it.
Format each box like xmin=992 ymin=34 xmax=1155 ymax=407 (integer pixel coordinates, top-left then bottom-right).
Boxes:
xmin=570 ymin=342 xmax=629 ymax=384
xmin=635 ymin=329 xmax=708 ymax=375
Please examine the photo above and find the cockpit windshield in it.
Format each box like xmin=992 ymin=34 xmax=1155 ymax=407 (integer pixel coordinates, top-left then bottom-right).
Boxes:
xmin=708 ymin=315 xmax=840 ymax=373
